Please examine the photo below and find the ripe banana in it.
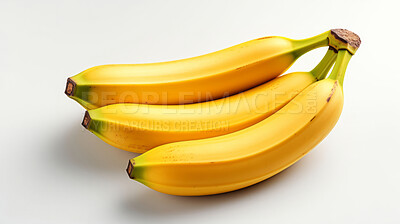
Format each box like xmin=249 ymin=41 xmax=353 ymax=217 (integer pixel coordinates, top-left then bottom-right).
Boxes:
xmin=65 ymin=29 xmax=352 ymax=109
xmin=126 ymin=43 xmax=360 ymax=195
xmin=82 ymin=48 xmax=337 ymax=153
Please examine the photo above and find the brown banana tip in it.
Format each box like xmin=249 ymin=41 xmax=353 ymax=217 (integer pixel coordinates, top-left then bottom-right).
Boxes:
xmin=65 ymin=78 xmax=76 ymax=96
xmin=126 ymin=160 xmax=135 ymax=179
xmin=330 ymin=29 xmax=361 ymax=49
xmin=82 ymin=111 xmax=91 ymax=129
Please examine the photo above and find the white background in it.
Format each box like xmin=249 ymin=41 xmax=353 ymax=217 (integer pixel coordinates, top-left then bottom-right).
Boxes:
xmin=1 ymin=0 xmax=399 ymax=223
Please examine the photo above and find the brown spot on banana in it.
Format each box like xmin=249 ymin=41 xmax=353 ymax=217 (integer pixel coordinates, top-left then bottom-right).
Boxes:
xmin=327 ymin=81 xmax=339 ymax=102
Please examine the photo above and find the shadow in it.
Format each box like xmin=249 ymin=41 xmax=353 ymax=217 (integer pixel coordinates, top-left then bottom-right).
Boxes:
xmin=118 ymin=159 xmax=308 ymax=217
xmin=49 ymin=122 xmax=138 ymax=174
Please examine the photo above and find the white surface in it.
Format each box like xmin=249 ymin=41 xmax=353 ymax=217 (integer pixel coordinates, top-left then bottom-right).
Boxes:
xmin=1 ymin=0 xmax=399 ymax=223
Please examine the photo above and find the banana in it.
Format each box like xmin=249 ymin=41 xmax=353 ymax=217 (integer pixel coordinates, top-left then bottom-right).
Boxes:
xmin=82 ymin=48 xmax=337 ymax=153
xmin=65 ymin=29 xmax=353 ymax=109
xmin=126 ymin=38 xmax=360 ymax=195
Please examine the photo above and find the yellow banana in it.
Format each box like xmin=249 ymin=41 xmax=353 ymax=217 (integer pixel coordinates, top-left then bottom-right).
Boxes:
xmin=82 ymin=48 xmax=337 ymax=153
xmin=65 ymin=29 xmax=353 ymax=109
xmin=126 ymin=44 xmax=360 ymax=195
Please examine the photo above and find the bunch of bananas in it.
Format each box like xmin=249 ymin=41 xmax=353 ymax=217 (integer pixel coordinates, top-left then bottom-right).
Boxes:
xmin=65 ymin=29 xmax=360 ymax=196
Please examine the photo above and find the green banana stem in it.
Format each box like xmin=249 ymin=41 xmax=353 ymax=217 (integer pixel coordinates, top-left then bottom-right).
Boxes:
xmin=291 ymin=31 xmax=330 ymax=58
xmin=310 ymin=47 xmax=337 ymax=80
xmin=328 ymin=49 xmax=353 ymax=87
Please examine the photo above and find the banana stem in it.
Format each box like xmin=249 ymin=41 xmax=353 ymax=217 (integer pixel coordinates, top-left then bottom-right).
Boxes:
xmin=310 ymin=47 xmax=337 ymax=80
xmin=291 ymin=31 xmax=330 ymax=58
xmin=327 ymin=49 xmax=353 ymax=86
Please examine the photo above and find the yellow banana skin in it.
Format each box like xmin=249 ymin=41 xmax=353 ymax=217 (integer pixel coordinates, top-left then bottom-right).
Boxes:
xmin=82 ymin=48 xmax=337 ymax=153
xmin=65 ymin=31 xmax=338 ymax=109
xmin=127 ymin=49 xmax=357 ymax=196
